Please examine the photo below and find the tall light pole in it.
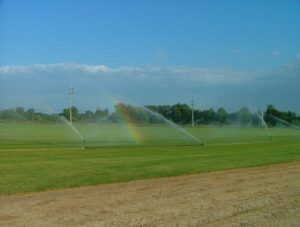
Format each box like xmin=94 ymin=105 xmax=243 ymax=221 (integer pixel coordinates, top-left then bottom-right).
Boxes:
xmin=191 ymin=99 xmax=195 ymax=128
xmin=69 ymin=86 xmax=74 ymax=124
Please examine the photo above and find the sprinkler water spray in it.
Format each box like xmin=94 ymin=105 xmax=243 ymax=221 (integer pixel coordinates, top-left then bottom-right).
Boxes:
xmin=143 ymin=107 xmax=204 ymax=145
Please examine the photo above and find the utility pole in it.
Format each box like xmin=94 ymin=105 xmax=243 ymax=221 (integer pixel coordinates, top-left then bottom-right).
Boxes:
xmin=69 ymin=86 xmax=74 ymax=124
xmin=191 ymin=99 xmax=195 ymax=128
xmin=261 ymin=107 xmax=264 ymax=128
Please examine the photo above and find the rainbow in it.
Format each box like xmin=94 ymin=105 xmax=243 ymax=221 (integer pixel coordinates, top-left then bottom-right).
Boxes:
xmin=111 ymin=98 xmax=144 ymax=144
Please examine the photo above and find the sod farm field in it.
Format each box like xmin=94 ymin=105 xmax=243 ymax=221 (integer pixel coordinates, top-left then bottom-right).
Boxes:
xmin=0 ymin=122 xmax=300 ymax=195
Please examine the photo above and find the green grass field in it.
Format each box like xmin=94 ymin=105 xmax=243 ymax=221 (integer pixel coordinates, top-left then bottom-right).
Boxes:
xmin=1 ymin=122 xmax=300 ymax=195
xmin=1 ymin=122 xmax=299 ymax=148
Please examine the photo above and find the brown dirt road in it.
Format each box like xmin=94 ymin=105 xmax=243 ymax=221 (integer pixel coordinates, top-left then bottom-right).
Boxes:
xmin=1 ymin=162 xmax=300 ymax=226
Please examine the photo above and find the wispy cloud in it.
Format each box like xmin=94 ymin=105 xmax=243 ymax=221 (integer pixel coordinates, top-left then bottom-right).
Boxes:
xmin=272 ymin=51 xmax=281 ymax=57
xmin=0 ymin=63 xmax=120 ymax=75
xmin=0 ymin=63 xmax=256 ymax=85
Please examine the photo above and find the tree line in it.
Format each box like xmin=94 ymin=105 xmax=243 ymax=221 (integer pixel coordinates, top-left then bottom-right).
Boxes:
xmin=0 ymin=103 xmax=299 ymax=126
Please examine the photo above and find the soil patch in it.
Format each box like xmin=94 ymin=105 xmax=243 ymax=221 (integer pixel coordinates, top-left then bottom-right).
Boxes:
xmin=1 ymin=162 xmax=300 ymax=226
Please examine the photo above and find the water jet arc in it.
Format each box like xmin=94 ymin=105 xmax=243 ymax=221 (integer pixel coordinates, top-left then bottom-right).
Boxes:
xmin=256 ymin=111 xmax=273 ymax=141
xmin=143 ymin=107 xmax=204 ymax=145
xmin=59 ymin=116 xmax=86 ymax=147
xmin=267 ymin=114 xmax=300 ymax=131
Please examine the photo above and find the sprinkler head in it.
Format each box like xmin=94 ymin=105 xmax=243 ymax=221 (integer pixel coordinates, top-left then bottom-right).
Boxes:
xmin=82 ymin=138 xmax=87 ymax=149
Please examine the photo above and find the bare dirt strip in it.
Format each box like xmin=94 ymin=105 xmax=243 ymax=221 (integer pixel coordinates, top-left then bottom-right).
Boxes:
xmin=1 ymin=162 xmax=300 ymax=227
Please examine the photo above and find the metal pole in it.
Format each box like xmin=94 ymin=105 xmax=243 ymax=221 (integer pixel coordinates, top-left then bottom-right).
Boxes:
xmin=261 ymin=108 xmax=264 ymax=128
xmin=69 ymin=86 xmax=74 ymax=124
xmin=191 ymin=99 xmax=195 ymax=128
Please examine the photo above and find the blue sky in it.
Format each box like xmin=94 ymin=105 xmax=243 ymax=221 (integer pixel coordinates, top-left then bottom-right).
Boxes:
xmin=1 ymin=0 xmax=300 ymax=112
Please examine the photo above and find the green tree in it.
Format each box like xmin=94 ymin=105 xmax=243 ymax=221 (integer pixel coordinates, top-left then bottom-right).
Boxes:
xmin=26 ymin=108 xmax=36 ymax=121
xmin=202 ymin=108 xmax=216 ymax=124
xmin=236 ymin=107 xmax=252 ymax=125
xmin=61 ymin=106 xmax=79 ymax=122
xmin=92 ymin=108 xmax=109 ymax=122
xmin=216 ymin=107 xmax=228 ymax=124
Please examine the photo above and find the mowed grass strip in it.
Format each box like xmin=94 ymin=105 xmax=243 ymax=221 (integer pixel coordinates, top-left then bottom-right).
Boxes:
xmin=1 ymin=141 xmax=300 ymax=196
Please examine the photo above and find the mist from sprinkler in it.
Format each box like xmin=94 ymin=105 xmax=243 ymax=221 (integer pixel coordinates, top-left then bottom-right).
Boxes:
xmin=267 ymin=114 xmax=300 ymax=131
xmin=143 ymin=107 xmax=204 ymax=145
xmin=59 ymin=116 xmax=87 ymax=148
xmin=256 ymin=111 xmax=273 ymax=142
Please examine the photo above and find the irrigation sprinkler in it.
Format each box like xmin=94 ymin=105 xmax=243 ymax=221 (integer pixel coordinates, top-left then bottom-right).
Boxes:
xmin=59 ymin=116 xmax=86 ymax=147
xmin=256 ymin=110 xmax=273 ymax=142
xmin=82 ymin=138 xmax=87 ymax=149
xmin=143 ymin=107 xmax=204 ymax=145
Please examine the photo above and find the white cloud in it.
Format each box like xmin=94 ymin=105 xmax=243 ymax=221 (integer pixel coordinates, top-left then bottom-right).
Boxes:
xmin=0 ymin=63 xmax=254 ymax=85
xmin=0 ymin=65 xmax=32 ymax=74
xmin=0 ymin=63 xmax=112 ymax=75
xmin=1 ymin=60 xmax=300 ymax=112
